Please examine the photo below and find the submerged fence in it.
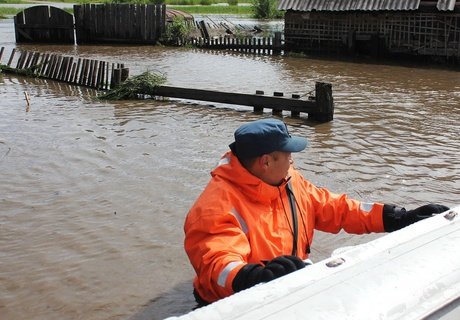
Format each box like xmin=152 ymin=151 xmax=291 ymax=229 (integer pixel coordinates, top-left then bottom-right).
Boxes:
xmin=0 ymin=46 xmax=334 ymax=122
xmin=0 ymin=48 xmax=129 ymax=90
xmin=186 ymin=32 xmax=284 ymax=55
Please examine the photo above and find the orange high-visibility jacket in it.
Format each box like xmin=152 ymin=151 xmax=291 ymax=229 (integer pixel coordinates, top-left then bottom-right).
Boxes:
xmin=184 ymin=151 xmax=385 ymax=303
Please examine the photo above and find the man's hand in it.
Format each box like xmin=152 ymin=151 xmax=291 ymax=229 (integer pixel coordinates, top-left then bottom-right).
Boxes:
xmin=383 ymin=203 xmax=450 ymax=232
xmin=232 ymin=255 xmax=306 ymax=292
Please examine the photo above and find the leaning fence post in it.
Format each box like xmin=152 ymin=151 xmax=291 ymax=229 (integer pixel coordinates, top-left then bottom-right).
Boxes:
xmin=310 ymin=82 xmax=334 ymax=122
xmin=273 ymin=32 xmax=282 ymax=55
xmin=110 ymin=67 xmax=129 ymax=89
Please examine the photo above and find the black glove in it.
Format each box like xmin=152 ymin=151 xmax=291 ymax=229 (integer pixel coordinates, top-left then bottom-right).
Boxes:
xmin=382 ymin=203 xmax=450 ymax=232
xmin=232 ymin=255 xmax=306 ymax=293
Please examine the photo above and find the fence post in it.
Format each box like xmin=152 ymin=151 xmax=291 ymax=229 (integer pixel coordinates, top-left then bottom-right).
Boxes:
xmin=110 ymin=67 xmax=130 ymax=88
xmin=273 ymin=32 xmax=282 ymax=55
xmin=310 ymin=82 xmax=334 ymax=122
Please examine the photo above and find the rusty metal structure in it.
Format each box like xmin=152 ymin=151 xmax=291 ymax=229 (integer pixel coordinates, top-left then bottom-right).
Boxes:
xmin=278 ymin=0 xmax=460 ymax=62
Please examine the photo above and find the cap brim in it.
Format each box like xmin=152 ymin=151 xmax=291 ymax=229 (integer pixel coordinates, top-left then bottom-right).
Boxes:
xmin=280 ymin=136 xmax=309 ymax=153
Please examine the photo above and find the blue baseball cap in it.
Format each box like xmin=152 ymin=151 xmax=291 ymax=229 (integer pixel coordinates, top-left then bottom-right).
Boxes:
xmin=229 ymin=119 xmax=309 ymax=160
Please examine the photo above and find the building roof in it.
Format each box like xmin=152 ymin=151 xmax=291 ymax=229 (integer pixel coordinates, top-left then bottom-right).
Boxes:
xmin=277 ymin=0 xmax=457 ymax=12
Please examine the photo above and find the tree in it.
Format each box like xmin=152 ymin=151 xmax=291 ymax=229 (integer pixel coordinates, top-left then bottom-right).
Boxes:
xmin=252 ymin=0 xmax=283 ymax=19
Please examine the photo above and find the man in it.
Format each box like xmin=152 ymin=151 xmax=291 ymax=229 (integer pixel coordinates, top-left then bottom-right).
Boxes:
xmin=184 ymin=118 xmax=448 ymax=306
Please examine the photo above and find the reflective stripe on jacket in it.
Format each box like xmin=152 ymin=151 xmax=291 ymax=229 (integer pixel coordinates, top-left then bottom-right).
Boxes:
xmin=184 ymin=151 xmax=385 ymax=303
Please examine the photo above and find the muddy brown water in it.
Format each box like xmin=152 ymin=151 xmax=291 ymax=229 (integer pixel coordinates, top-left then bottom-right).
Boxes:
xmin=1 ymin=16 xmax=460 ymax=320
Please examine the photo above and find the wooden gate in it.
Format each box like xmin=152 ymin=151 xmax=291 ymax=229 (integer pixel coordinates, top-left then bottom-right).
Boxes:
xmin=14 ymin=6 xmax=75 ymax=44
xmin=74 ymin=4 xmax=166 ymax=44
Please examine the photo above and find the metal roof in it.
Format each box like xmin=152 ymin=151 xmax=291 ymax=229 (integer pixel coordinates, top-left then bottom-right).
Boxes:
xmin=277 ymin=0 xmax=457 ymax=11
xmin=437 ymin=0 xmax=457 ymax=11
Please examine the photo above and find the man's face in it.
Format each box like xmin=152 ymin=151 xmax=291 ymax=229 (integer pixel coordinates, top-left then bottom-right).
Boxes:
xmin=264 ymin=151 xmax=292 ymax=186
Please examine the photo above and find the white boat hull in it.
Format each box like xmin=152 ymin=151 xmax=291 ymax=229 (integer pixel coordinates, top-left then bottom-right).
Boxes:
xmin=167 ymin=206 xmax=460 ymax=320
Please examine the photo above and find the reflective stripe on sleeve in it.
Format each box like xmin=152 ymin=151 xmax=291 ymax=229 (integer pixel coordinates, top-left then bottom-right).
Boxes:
xmin=230 ymin=207 xmax=248 ymax=234
xmin=217 ymin=261 xmax=243 ymax=288
xmin=217 ymin=156 xmax=230 ymax=167
xmin=360 ymin=202 xmax=375 ymax=212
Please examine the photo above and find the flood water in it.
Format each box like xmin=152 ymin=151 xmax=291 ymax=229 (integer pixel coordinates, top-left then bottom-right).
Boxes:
xmin=1 ymin=15 xmax=460 ymax=320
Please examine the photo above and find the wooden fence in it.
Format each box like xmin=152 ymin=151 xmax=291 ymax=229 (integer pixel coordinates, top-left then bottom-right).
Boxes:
xmin=0 ymin=48 xmax=128 ymax=90
xmin=14 ymin=5 xmax=74 ymax=44
xmin=0 ymin=47 xmax=334 ymax=122
xmin=186 ymin=32 xmax=284 ymax=55
xmin=74 ymin=3 xmax=166 ymax=44
xmin=149 ymin=82 xmax=334 ymax=122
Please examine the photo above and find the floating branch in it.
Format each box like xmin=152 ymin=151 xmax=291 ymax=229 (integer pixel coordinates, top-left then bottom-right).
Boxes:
xmin=98 ymin=71 xmax=167 ymax=100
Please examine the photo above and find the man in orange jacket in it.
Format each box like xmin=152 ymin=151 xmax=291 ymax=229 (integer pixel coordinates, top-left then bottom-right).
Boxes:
xmin=184 ymin=118 xmax=449 ymax=306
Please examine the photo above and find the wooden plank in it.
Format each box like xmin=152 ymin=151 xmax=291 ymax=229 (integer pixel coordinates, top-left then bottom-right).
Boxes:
xmin=14 ymin=12 xmax=23 ymax=42
xmin=90 ymin=4 xmax=96 ymax=41
xmin=105 ymin=62 xmax=110 ymax=90
xmin=95 ymin=60 xmax=103 ymax=89
xmin=78 ymin=59 xmax=89 ymax=86
xmin=72 ymin=58 xmax=82 ymax=83
xmin=57 ymin=56 xmax=66 ymax=80
xmin=90 ymin=59 xmax=98 ymax=88
xmin=160 ymin=4 xmax=166 ymax=37
xmin=73 ymin=5 xmax=82 ymax=44
xmin=96 ymin=4 xmax=103 ymax=37
xmin=64 ymin=56 xmax=73 ymax=81
xmin=139 ymin=4 xmax=146 ymax=41
xmin=69 ymin=61 xmax=77 ymax=83
xmin=115 ymin=4 xmax=122 ymax=40
xmin=44 ymin=54 xmax=55 ymax=77
xmin=52 ymin=55 xmax=63 ymax=80
xmin=146 ymin=4 xmax=153 ymax=42
xmin=30 ymin=52 xmax=40 ymax=69
xmin=24 ymin=51 xmax=34 ymax=69
xmin=109 ymin=4 xmax=116 ymax=41
xmin=127 ymin=4 xmax=134 ymax=40
xmin=87 ymin=59 xmax=94 ymax=87
xmin=16 ymin=51 xmax=27 ymax=69
xmin=150 ymin=85 xmax=318 ymax=114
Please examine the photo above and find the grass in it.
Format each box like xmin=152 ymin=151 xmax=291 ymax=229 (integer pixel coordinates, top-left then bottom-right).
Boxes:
xmin=0 ymin=7 xmax=20 ymax=16
xmin=0 ymin=1 xmax=255 ymax=18
xmin=169 ymin=5 xmax=252 ymax=14
xmin=0 ymin=0 xmax=28 ymax=3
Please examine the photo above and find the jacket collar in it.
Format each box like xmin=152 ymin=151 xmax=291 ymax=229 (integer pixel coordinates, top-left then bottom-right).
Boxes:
xmin=211 ymin=151 xmax=289 ymax=203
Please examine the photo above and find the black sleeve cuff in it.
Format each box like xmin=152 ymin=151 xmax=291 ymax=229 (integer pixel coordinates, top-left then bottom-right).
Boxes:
xmin=382 ymin=204 xmax=407 ymax=232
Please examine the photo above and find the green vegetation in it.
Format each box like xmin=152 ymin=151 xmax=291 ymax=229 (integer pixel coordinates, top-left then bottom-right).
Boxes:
xmin=0 ymin=7 xmax=20 ymax=17
xmin=110 ymin=0 xmax=163 ymax=4
xmin=0 ymin=0 xmax=22 ymax=3
xmin=0 ymin=0 xmax=283 ymax=19
xmin=0 ymin=63 xmax=41 ymax=76
xmin=98 ymin=71 xmax=167 ymax=100
xmin=251 ymin=0 xmax=282 ymax=19
xmin=168 ymin=5 xmax=251 ymax=14
xmin=0 ymin=3 xmax=253 ymax=19
xmin=161 ymin=16 xmax=193 ymax=45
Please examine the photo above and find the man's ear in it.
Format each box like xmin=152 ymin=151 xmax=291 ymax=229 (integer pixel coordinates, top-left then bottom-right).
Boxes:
xmin=259 ymin=154 xmax=270 ymax=169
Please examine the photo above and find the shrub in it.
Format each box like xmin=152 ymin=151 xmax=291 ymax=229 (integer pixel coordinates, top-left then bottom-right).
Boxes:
xmin=251 ymin=0 xmax=282 ymax=19
xmin=161 ymin=16 xmax=192 ymax=45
